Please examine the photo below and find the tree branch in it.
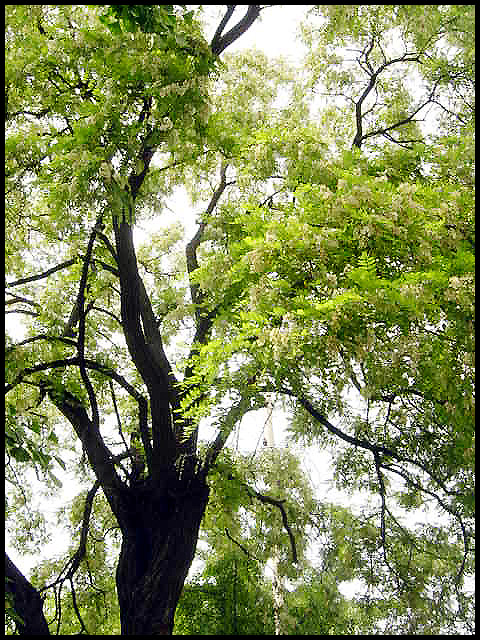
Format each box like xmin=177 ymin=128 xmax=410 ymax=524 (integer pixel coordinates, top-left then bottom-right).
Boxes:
xmin=113 ymin=217 xmax=178 ymax=472
xmin=6 ymin=258 xmax=78 ymax=288
xmin=179 ymin=163 xmax=232 ymax=455
xmin=277 ymin=387 xmax=464 ymax=500
xmin=224 ymin=527 xmax=261 ymax=562
xmin=210 ymin=5 xmax=261 ymax=55
xmin=76 ymin=217 xmax=104 ymax=427
xmin=351 ymin=48 xmax=423 ymax=149
xmin=203 ymin=393 xmax=254 ymax=472
xmin=38 ymin=382 xmax=127 ymax=519
xmin=186 ymin=162 xmax=228 ymax=328
xmin=243 ymin=484 xmax=298 ymax=564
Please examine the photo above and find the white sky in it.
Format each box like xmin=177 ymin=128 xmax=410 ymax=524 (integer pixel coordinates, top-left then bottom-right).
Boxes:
xmin=201 ymin=5 xmax=310 ymax=59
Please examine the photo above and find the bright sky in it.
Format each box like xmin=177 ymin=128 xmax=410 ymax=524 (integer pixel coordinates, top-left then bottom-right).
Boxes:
xmin=202 ymin=5 xmax=309 ymax=57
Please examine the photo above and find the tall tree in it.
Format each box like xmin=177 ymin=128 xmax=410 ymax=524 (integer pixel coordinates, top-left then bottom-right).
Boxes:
xmin=6 ymin=4 xmax=474 ymax=635
xmin=5 ymin=5 xmax=262 ymax=635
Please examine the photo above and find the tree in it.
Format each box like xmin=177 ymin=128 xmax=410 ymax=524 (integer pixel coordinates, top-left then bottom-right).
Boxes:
xmin=5 ymin=4 xmax=474 ymax=635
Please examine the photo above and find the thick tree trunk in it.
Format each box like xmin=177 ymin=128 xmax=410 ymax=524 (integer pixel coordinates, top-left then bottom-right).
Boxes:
xmin=5 ymin=553 xmax=51 ymax=635
xmin=116 ymin=471 xmax=209 ymax=635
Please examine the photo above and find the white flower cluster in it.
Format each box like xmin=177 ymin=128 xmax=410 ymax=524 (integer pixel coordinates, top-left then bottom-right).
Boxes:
xmin=398 ymin=182 xmax=418 ymax=196
xmin=325 ymin=272 xmax=337 ymax=288
xmin=317 ymin=184 xmax=333 ymax=200
xmin=157 ymin=116 xmax=173 ymax=132
xmin=246 ymin=248 xmax=265 ymax=274
xmin=156 ymin=78 xmax=198 ymax=99
xmin=352 ymin=184 xmax=373 ymax=202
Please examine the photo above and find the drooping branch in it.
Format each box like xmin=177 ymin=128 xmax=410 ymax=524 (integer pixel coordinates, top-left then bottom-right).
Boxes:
xmin=37 ymin=479 xmax=102 ymax=637
xmin=224 ymin=527 xmax=261 ymax=563
xmin=277 ymin=387 xmax=465 ymax=501
xmin=292 ymin=390 xmax=399 ymax=459
xmin=243 ymin=484 xmax=298 ymax=565
xmin=56 ymin=480 xmax=101 ymax=585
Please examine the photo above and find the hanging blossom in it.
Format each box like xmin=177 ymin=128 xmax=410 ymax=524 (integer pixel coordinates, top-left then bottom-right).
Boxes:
xmin=246 ymin=248 xmax=266 ymax=274
xmin=155 ymin=77 xmax=199 ymax=98
xmin=157 ymin=116 xmax=173 ymax=132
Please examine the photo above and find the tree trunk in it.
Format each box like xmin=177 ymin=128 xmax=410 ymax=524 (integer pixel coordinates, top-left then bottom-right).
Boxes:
xmin=115 ymin=470 xmax=209 ymax=635
xmin=5 ymin=553 xmax=51 ymax=635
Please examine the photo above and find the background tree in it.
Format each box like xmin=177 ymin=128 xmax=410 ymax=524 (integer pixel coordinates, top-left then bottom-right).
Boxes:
xmin=6 ymin=4 xmax=474 ymax=635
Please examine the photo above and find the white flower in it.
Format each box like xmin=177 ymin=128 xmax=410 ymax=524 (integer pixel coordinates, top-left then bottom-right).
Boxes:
xmin=99 ymin=162 xmax=112 ymax=181
xmin=398 ymin=182 xmax=417 ymax=196
xmin=448 ymin=276 xmax=462 ymax=290
xmin=158 ymin=117 xmax=173 ymax=132
xmin=318 ymin=185 xmax=333 ymax=200
xmin=265 ymin=231 xmax=276 ymax=244
xmin=325 ymin=272 xmax=337 ymax=287
xmin=247 ymin=249 xmax=264 ymax=274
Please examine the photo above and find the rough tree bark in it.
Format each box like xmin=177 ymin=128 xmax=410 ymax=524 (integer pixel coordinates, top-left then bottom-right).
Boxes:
xmin=115 ymin=471 xmax=210 ymax=635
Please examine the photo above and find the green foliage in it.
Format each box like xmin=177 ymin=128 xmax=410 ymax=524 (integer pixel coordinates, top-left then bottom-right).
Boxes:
xmin=5 ymin=4 xmax=474 ymax=635
xmin=174 ymin=552 xmax=276 ymax=635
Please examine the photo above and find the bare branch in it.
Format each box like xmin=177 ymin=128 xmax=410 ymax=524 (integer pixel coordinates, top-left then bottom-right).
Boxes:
xmin=5 ymin=292 xmax=41 ymax=308
xmin=6 ymin=258 xmax=78 ymax=287
xmin=277 ymin=387 xmax=464 ymax=501
xmin=186 ymin=162 xmax=228 ymax=321
xmin=224 ymin=527 xmax=261 ymax=562
xmin=210 ymin=5 xmax=261 ymax=55
xmin=5 ymin=334 xmax=77 ymax=353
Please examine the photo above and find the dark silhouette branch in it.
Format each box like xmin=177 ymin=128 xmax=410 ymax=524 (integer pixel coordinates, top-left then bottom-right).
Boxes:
xmin=351 ymin=45 xmax=423 ymax=149
xmin=76 ymin=217 xmax=104 ymax=427
xmin=277 ymin=387 xmax=466 ymax=502
xmin=243 ymin=483 xmax=298 ymax=564
xmin=224 ymin=528 xmax=261 ymax=562
xmin=210 ymin=5 xmax=261 ymax=55
xmin=6 ymin=258 xmax=78 ymax=287
xmin=185 ymin=162 xmax=228 ymax=329
xmin=5 ymin=356 xmax=146 ymax=410
xmin=5 ymin=293 xmax=41 ymax=309
xmin=113 ymin=216 xmax=178 ymax=473
xmin=5 ymin=334 xmax=77 ymax=354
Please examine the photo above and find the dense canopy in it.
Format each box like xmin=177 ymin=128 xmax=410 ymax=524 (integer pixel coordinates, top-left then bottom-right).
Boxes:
xmin=5 ymin=5 xmax=474 ymax=635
